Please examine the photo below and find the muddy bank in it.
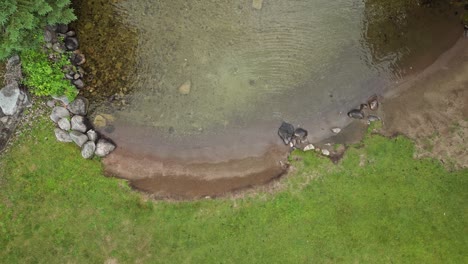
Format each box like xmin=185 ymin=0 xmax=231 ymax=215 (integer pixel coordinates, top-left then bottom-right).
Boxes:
xmin=381 ymin=37 xmax=468 ymax=169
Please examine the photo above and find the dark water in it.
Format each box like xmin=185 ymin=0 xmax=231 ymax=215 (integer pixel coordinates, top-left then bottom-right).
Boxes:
xmin=72 ymin=0 xmax=462 ymax=190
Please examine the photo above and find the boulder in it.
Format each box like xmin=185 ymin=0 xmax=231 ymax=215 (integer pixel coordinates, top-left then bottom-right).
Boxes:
xmin=6 ymin=55 xmax=20 ymax=68
xmin=58 ymin=118 xmax=71 ymax=131
xmin=278 ymin=121 xmax=295 ymax=145
xmin=67 ymin=97 xmax=88 ymax=115
xmin=367 ymin=115 xmax=381 ymax=124
xmin=0 ymin=82 xmax=21 ymax=115
xmin=44 ymin=29 xmax=57 ymax=43
xmin=81 ymin=141 xmax=96 ymax=159
xmin=65 ymin=37 xmax=79 ymax=51
xmin=54 ymin=128 xmax=72 ymax=143
xmin=87 ymin=129 xmax=98 ymax=142
xmin=70 ymin=115 xmax=88 ymax=133
xmin=69 ymin=131 xmax=88 ymax=147
xmin=95 ymin=139 xmax=116 ymax=157
xmin=71 ymin=52 xmax=86 ymax=66
xmin=50 ymin=106 xmax=70 ymax=123
xmin=368 ymin=95 xmax=379 ymax=111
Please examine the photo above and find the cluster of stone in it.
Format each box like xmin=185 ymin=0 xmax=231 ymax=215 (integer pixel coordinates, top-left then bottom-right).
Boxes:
xmin=43 ymin=24 xmax=86 ymax=90
xmin=50 ymin=97 xmax=116 ymax=159
xmin=0 ymin=56 xmax=32 ymax=152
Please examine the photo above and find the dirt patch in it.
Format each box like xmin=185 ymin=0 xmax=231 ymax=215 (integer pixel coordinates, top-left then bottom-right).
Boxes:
xmin=103 ymin=145 xmax=289 ymax=199
xmin=381 ymin=37 xmax=468 ymax=169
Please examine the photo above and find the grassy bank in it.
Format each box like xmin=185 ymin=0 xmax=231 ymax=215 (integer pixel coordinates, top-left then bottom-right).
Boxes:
xmin=0 ymin=114 xmax=467 ymax=263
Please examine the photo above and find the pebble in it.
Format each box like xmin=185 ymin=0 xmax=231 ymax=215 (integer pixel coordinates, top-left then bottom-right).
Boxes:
xmin=321 ymin=149 xmax=330 ymax=156
xmin=178 ymin=80 xmax=191 ymax=95
xmin=303 ymin=144 xmax=315 ymax=151
xmin=331 ymin=128 xmax=341 ymax=134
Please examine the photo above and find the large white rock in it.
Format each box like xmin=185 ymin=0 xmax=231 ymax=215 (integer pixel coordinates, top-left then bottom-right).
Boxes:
xmin=81 ymin=141 xmax=96 ymax=159
xmin=70 ymin=115 xmax=87 ymax=133
xmin=0 ymin=82 xmax=20 ymax=115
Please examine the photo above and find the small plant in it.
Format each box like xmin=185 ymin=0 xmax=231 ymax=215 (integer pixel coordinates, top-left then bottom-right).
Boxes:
xmin=21 ymin=49 xmax=78 ymax=101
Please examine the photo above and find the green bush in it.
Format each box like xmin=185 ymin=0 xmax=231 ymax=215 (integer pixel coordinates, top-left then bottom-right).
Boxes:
xmin=0 ymin=0 xmax=77 ymax=60
xmin=21 ymin=49 xmax=78 ymax=100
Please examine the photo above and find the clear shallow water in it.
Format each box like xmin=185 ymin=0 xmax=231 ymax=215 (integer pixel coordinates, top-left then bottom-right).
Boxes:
xmin=84 ymin=0 xmax=460 ymax=153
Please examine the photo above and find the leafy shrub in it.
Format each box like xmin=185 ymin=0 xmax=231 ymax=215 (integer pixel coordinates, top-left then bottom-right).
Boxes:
xmin=21 ymin=49 xmax=78 ymax=100
xmin=0 ymin=0 xmax=77 ymax=60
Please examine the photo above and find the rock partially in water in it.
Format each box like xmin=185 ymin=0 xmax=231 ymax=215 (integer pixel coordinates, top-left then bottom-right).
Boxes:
xmin=0 ymin=82 xmax=20 ymax=116
xmin=71 ymin=51 xmax=86 ymax=66
xmin=54 ymin=128 xmax=72 ymax=143
xmin=50 ymin=106 xmax=70 ymax=123
xmin=348 ymin=109 xmax=364 ymax=119
xmin=67 ymin=97 xmax=88 ymax=115
xmin=58 ymin=118 xmax=71 ymax=131
xmin=252 ymin=0 xmax=264 ymax=10
xmin=303 ymin=144 xmax=315 ymax=151
xmin=95 ymin=139 xmax=116 ymax=157
xmin=87 ymin=129 xmax=98 ymax=142
xmin=71 ymin=115 xmax=88 ymax=133
xmin=331 ymin=127 xmax=341 ymax=134
xmin=367 ymin=115 xmax=381 ymax=124
xmin=70 ymin=131 xmax=88 ymax=147
xmin=65 ymin=37 xmax=79 ymax=51
xmin=178 ymin=80 xmax=191 ymax=95
xmin=368 ymin=95 xmax=379 ymax=111
xmin=93 ymin=115 xmax=107 ymax=128
xmin=72 ymin=79 xmax=85 ymax=89
xmin=294 ymin=128 xmax=308 ymax=141
xmin=278 ymin=121 xmax=295 ymax=145
xmin=81 ymin=141 xmax=96 ymax=159
xmin=66 ymin=30 xmax=76 ymax=37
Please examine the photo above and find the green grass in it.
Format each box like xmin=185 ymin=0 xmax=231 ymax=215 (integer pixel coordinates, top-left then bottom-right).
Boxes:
xmin=0 ymin=115 xmax=467 ymax=263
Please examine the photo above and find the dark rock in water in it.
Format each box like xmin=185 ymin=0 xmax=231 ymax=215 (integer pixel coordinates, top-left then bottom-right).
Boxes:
xmin=70 ymin=131 xmax=88 ymax=147
xmin=95 ymin=139 xmax=116 ymax=157
xmin=368 ymin=95 xmax=379 ymax=110
xmin=294 ymin=128 xmax=308 ymax=141
xmin=54 ymin=128 xmax=72 ymax=143
xmin=278 ymin=121 xmax=295 ymax=145
xmin=65 ymin=37 xmax=79 ymax=51
xmin=104 ymin=125 xmax=115 ymax=134
xmin=81 ymin=141 xmax=96 ymax=159
xmin=71 ymin=115 xmax=88 ymax=133
xmin=348 ymin=109 xmax=364 ymax=119
xmin=67 ymin=97 xmax=88 ymax=115
xmin=70 ymin=52 xmax=86 ymax=66
xmin=56 ymin=24 xmax=69 ymax=34
xmin=72 ymin=79 xmax=85 ymax=89
xmin=50 ymin=106 xmax=70 ymax=123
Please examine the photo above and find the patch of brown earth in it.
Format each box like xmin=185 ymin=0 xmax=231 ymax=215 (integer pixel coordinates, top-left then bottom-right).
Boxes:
xmin=381 ymin=37 xmax=468 ymax=169
xmin=103 ymin=145 xmax=289 ymax=199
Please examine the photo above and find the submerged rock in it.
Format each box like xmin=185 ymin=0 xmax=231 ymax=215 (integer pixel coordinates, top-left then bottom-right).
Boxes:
xmin=95 ymin=139 xmax=116 ymax=157
xmin=70 ymin=131 xmax=88 ymax=147
xmin=252 ymin=0 xmax=264 ymax=10
xmin=178 ymin=80 xmax=191 ymax=95
xmin=50 ymin=106 xmax=70 ymax=123
xmin=348 ymin=109 xmax=364 ymax=119
xmin=331 ymin=127 xmax=341 ymax=134
xmin=0 ymin=82 xmax=20 ymax=115
xmin=54 ymin=128 xmax=72 ymax=143
xmin=81 ymin=141 xmax=96 ymax=159
xmin=278 ymin=121 xmax=295 ymax=145
xmin=71 ymin=115 xmax=88 ymax=133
